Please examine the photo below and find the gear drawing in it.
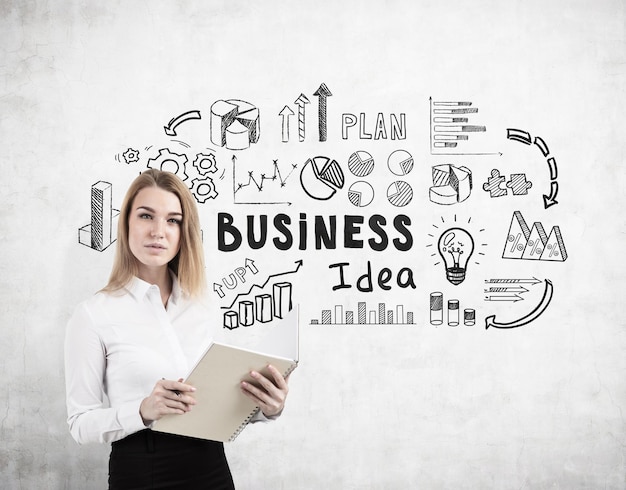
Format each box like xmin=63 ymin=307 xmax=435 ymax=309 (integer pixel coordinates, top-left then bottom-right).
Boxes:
xmin=147 ymin=148 xmax=189 ymax=181
xmin=192 ymin=152 xmax=218 ymax=175
xmin=122 ymin=148 xmax=140 ymax=164
xmin=190 ymin=176 xmax=218 ymax=203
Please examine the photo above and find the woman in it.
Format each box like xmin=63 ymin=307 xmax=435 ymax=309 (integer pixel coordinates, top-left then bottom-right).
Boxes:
xmin=65 ymin=169 xmax=289 ymax=489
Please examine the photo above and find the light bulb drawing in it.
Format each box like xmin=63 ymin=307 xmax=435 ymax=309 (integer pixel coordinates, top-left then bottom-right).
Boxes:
xmin=437 ymin=227 xmax=474 ymax=285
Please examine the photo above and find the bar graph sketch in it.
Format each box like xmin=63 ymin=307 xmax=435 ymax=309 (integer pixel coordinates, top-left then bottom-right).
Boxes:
xmin=310 ymin=301 xmax=415 ymax=325
xmin=223 ymin=281 xmax=293 ymax=329
xmin=429 ymin=98 xmax=491 ymax=155
xmin=430 ymin=291 xmax=475 ymax=327
xmin=77 ymin=181 xmax=120 ymax=252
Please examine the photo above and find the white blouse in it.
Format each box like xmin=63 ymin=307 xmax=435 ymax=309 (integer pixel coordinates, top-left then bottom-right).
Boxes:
xmin=65 ymin=275 xmax=246 ymax=445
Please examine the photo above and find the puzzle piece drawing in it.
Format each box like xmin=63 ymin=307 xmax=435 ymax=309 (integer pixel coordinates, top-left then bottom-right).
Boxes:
xmin=506 ymin=173 xmax=533 ymax=195
xmin=482 ymin=169 xmax=507 ymax=197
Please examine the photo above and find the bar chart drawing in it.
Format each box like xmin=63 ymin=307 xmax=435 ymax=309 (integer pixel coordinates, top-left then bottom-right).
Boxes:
xmin=310 ymin=301 xmax=415 ymax=325
xmin=429 ymin=98 xmax=491 ymax=155
xmin=78 ymin=181 xmax=120 ymax=252
xmin=223 ymin=281 xmax=293 ymax=329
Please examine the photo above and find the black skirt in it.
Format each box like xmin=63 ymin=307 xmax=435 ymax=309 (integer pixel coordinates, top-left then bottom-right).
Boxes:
xmin=109 ymin=430 xmax=235 ymax=489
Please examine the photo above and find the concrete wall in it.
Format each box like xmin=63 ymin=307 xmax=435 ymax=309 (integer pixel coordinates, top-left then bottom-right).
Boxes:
xmin=1 ymin=0 xmax=624 ymax=488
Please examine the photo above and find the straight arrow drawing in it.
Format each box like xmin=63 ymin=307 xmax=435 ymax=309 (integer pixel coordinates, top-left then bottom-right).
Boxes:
xmin=313 ymin=83 xmax=332 ymax=142
xmin=279 ymin=105 xmax=294 ymax=143
xmin=294 ymin=93 xmax=310 ymax=142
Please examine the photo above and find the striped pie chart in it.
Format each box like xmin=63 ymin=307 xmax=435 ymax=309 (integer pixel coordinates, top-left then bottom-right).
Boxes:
xmin=348 ymin=151 xmax=375 ymax=177
xmin=387 ymin=149 xmax=414 ymax=176
xmin=387 ymin=181 xmax=413 ymax=207
xmin=348 ymin=181 xmax=374 ymax=207
xmin=300 ymin=156 xmax=345 ymax=200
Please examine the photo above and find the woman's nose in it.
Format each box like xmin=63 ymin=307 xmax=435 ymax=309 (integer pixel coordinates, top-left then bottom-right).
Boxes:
xmin=151 ymin=219 xmax=165 ymax=238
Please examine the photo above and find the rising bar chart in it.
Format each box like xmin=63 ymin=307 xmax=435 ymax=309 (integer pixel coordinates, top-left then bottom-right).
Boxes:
xmin=223 ymin=281 xmax=293 ymax=329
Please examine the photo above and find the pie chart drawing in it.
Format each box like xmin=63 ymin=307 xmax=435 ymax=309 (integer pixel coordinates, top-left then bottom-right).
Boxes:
xmin=348 ymin=150 xmax=375 ymax=177
xmin=387 ymin=181 xmax=413 ymax=207
xmin=300 ymin=156 xmax=345 ymax=200
xmin=210 ymin=99 xmax=260 ymax=150
xmin=387 ymin=149 xmax=414 ymax=176
xmin=348 ymin=181 xmax=375 ymax=207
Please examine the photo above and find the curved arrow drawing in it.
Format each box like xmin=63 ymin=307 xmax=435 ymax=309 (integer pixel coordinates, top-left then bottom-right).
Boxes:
xmin=164 ymin=110 xmax=201 ymax=136
xmin=547 ymin=157 xmax=558 ymax=180
xmin=543 ymin=181 xmax=559 ymax=209
xmin=485 ymin=279 xmax=553 ymax=329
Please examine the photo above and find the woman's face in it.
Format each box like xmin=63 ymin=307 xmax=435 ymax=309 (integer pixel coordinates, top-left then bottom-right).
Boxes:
xmin=128 ymin=186 xmax=182 ymax=277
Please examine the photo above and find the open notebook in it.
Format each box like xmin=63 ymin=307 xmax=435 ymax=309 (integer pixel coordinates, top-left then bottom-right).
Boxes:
xmin=153 ymin=307 xmax=299 ymax=442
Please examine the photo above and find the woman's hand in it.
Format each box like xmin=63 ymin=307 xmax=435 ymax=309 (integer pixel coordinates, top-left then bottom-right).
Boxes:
xmin=139 ymin=378 xmax=197 ymax=425
xmin=240 ymin=364 xmax=290 ymax=418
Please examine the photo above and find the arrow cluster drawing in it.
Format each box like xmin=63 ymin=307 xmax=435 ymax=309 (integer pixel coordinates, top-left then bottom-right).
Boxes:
xmin=279 ymin=83 xmax=332 ymax=143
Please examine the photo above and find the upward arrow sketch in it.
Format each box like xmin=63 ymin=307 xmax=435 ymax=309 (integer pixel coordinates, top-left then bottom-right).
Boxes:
xmin=294 ymin=94 xmax=310 ymax=142
xmin=313 ymin=83 xmax=332 ymax=142
xmin=221 ymin=260 xmax=303 ymax=309
xmin=279 ymin=105 xmax=294 ymax=143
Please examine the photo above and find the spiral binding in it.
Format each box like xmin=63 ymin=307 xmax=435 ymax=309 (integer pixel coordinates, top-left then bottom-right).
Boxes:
xmin=228 ymin=362 xmax=298 ymax=442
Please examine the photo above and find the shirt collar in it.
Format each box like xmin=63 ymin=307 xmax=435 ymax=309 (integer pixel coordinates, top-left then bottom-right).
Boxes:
xmin=125 ymin=270 xmax=183 ymax=305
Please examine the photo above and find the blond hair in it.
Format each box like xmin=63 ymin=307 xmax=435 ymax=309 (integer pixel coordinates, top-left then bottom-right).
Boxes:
xmin=102 ymin=169 xmax=206 ymax=297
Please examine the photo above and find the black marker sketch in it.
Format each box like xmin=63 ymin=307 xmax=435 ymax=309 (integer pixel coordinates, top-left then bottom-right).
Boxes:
xmin=506 ymin=173 xmax=533 ymax=195
xmin=429 ymin=164 xmax=473 ymax=205
xmin=448 ymin=300 xmax=459 ymax=326
xmin=484 ymin=285 xmax=528 ymax=302
xmin=313 ymin=83 xmax=332 ymax=142
xmin=348 ymin=181 xmax=375 ymax=208
xmin=429 ymin=98 xmax=494 ymax=155
xmin=427 ymin=216 xmax=487 ymax=281
xmin=223 ymin=281 xmax=294 ymax=329
xmin=387 ymin=149 xmax=414 ymax=176
xmin=506 ymin=128 xmax=532 ymax=145
xmin=190 ymin=177 xmax=218 ymax=203
xmin=192 ymin=152 xmax=218 ymax=175
xmin=341 ymin=113 xmax=406 ymax=140
xmin=430 ymin=291 xmax=475 ymax=326
xmin=507 ymin=128 xmax=560 ymax=208
xmin=310 ymin=300 xmax=415 ymax=325
xmin=164 ymin=110 xmax=201 ymax=136
xmin=294 ymin=93 xmax=310 ymax=142
xmin=300 ymin=156 xmax=344 ymax=200
xmin=232 ymin=156 xmax=294 ymax=205
xmin=221 ymin=260 xmax=302 ymax=310
xmin=118 ymin=148 xmax=139 ymax=164
xmin=347 ymin=150 xmax=375 ymax=177
xmin=188 ymin=152 xmax=219 ymax=203
xmin=437 ymin=227 xmax=474 ymax=285
xmin=482 ymin=169 xmax=507 ymax=197
xmin=386 ymin=181 xmax=413 ymax=207
xmin=210 ymin=99 xmax=260 ymax=150
xmin=147 ymin=148 xmax=189 ymax=181
xmin=78 ymin=181 xmax=120 ymax=252
xmin=482 ymin=169 xmax=532 ymax=198
xmin=485 ymin=279 xmax=554 ymax=329
xmin=213 ymin=258 xmax=259 ymax=299
xmin=503 ymin=211 xmax=567 ymax=262
xmin=430 ymin=292 xmax=443 ymax=325
xmin=279 ymin=105 xmax=294 ymax=143
xmin=464 ymin=309 xmax=475 ymax=326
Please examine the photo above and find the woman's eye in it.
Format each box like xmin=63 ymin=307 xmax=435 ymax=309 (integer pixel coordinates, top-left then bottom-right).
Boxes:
xmin=168 ymin=218 xmax=181 ymax=225
xmin=140 ymin=214 xmax=152 ymax=219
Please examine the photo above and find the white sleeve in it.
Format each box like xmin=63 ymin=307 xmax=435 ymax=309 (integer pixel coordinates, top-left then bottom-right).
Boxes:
xmin=64 ymin=302 xmax=146 ymax=445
